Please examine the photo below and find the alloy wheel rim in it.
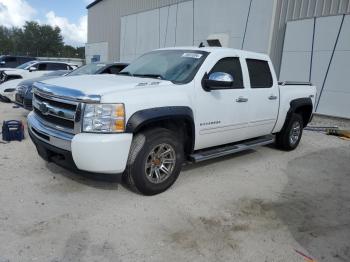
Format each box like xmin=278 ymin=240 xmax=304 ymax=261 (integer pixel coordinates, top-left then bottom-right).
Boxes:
xmin=289 ymin=121 xmax=301 ymax=145
xmin=145 ymin=143 xmax=176 ymax=184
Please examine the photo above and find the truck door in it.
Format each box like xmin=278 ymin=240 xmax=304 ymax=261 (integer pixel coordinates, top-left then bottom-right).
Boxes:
xmin=244 ymin=58 xmax=279 ymax=137
xmin=194 ymin=57 xmax=252 ymax=150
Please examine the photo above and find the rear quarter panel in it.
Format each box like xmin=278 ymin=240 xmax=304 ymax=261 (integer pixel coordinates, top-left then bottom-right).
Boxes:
xmin=273 ymin=85 xmax=317 ymax=133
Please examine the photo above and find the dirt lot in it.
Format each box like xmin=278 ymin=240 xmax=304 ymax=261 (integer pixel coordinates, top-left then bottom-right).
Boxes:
xmin=0 ymin=102 xmax=349 ymax=262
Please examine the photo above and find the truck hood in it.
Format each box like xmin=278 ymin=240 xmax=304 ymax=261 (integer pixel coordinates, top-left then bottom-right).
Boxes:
xmin=20 ymin=75 xmax=63 ymax=87
xmin=2 ymin=68 xmax=27 ymax=75
xmin=39 ymin=74 xmax=173 ymax=96
xmin=0 ymin=68 xmax=21 ymax=72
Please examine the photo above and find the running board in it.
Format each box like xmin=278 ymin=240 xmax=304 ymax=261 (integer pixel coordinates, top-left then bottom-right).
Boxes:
xmin=190 ymin=135 xmax=275 ymax=163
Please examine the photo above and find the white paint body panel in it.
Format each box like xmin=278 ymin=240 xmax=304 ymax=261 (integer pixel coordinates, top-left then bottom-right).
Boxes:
xmin=71 ymin=133 xmax=133 ymax=174
xmin=2 ymin=68 xmax=52 ymax=80
xmin=273 ymin=85 xmax=316 ymax=133
xmin=0 ymin=79 xmax=23 ymax=101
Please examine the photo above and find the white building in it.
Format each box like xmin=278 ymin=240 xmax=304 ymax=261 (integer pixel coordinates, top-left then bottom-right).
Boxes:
xmin=87 ymin=0 xmax=350 ymax=119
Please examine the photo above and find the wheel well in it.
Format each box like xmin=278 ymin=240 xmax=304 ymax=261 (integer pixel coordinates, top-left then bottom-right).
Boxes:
xmin=294 ymin=105 xmax=313 ymax=127
xmin=135 ymin=118 xmax=194 ymax=156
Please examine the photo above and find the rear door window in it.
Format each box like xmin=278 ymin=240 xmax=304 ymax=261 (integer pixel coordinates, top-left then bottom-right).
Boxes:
xmin=46 ymin=63 xmax=68 ymax=70
xmin=246 ymin=59 xmax=273 ymax=88
xmin=37 ymin=63 xmax=48 ymax=71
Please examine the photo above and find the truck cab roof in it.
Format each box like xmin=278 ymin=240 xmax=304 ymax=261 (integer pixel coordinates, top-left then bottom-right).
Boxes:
xmin=156 ymin=46 xmax=271 ymax=60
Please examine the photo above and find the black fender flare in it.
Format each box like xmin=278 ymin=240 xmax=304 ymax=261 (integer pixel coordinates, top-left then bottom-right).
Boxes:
xmin=125 ymin=106 xmax=196 ymax=152
xmin=286 ymin=97 xmax=313 ymax=126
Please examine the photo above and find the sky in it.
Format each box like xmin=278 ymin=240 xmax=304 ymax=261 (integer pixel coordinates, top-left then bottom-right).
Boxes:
xmin=0 ymin=0 xmax=95 ymax=47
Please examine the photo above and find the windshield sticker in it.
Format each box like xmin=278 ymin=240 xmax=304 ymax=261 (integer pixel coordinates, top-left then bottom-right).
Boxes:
xmin=182 ymin=53 xmax=203 ymax=59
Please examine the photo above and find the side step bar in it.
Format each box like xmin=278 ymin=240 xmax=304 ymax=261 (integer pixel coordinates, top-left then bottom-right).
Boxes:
xmin=190 ymin=135 xmax=275 ymax=163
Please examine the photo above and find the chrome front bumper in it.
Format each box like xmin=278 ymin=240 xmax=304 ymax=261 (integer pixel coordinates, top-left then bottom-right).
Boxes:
xmin=27 ymin=111 xmax=73 ymax=151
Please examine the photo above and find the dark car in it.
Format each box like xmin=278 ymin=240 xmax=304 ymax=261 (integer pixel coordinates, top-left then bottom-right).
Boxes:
xmin=0 ymin=55 xmax=36 ymax=68
xmin=16 ymin=62 xmax=129 ymax=110
xmin=14 ymin=70 xmax=70 ymax=107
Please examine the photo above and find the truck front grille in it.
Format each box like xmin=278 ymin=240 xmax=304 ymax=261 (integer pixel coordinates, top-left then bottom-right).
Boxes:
xmin=32 ymin=92 xmax=82 ymax=134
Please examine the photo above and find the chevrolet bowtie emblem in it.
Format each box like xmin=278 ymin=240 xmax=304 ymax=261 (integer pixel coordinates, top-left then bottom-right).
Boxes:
xmin=39 ymin=102 xmax=50 ymax=115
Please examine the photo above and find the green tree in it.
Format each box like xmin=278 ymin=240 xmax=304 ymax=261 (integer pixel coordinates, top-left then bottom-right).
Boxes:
xmin=76 ymin=46 xmax=85 ymax=59
xmin=0 ymin=21 xmax=84 ymax=59
xmin=0 ymin=26 xmax=14 ymax=54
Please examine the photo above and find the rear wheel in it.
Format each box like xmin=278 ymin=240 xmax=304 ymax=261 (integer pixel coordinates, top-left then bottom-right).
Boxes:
xmin=276 ymin=113 xmax=303 ymax=151
xmin=123 ymin=128 xmax=184 ymax=195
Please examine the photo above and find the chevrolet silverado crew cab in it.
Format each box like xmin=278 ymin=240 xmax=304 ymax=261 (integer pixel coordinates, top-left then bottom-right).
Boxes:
xmin=27 ymin=47 xmax=316 ymax=195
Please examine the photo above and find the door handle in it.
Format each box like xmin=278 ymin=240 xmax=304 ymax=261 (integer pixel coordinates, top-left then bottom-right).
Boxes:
xmin=236 ymin=97 xmax=248 ymax=103
xmin=268 ymin=95 xmax=278 ymax=100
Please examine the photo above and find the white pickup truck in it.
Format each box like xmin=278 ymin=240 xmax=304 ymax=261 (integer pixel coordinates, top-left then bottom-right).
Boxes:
xmin=27 ymin=47 xmax=316 ymax=195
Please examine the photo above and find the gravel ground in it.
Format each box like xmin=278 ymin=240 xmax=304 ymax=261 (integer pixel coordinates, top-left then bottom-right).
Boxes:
xmin=0 ymin=102 xmax=349 ymax=262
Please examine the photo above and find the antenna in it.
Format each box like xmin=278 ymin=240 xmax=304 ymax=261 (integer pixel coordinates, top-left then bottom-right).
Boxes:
xmin=198 ymin=42 xmax=205 ymax=48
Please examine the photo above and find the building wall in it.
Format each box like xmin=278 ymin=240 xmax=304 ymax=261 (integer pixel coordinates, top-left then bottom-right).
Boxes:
xmin=85 ymin=42 xmax=108 ymax=63
xmin=88 ymin=0 xmax=350 ymax=70
xmin=270 ymin=0 xmax=350 ymax=76
xmin=279 ymin=13 xmax=350 ymax=118
xmin=87 ymin=0 xmax=350 ymax=118
xmin=119 ymin=0 xmax=277 ymax=62
xmin=87 ymin=0 xmax=188 ymax=62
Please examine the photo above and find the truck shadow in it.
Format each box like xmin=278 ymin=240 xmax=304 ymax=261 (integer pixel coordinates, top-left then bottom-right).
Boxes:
xmin=46 ymin=162 xmax=121 ymax=190
xmin=268 ymin=146 xmax=350 ymax=262
xmin=44 ymin=148 xmax=258 ymax=192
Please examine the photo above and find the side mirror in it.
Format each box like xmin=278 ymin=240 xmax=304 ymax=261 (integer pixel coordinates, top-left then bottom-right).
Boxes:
xmin=29 ymin=66 xmax=37 ymax=72
xmin=202 ymin=72 xmax=234 ymax=91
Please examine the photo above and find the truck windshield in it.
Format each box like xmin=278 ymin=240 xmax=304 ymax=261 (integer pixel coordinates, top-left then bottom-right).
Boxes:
xmin=120 ymin=50 xmax=209 ymax=84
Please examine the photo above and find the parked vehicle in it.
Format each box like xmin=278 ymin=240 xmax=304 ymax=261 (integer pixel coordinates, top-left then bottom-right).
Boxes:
xmin=0 ymin=55 xmax=36 ymax=68
xmin=0 ymin=70 xmax=71 ymax=103
xmin=0 ymin=61 xmax=78 ymax=84
xmin=0 ymin=79 xmax=26 ymax=102
xmin=14 ymin=62 xmax=128 ymax=110
xmin=27 ymin=47 xmax=317 ymax=195
xmin=66 ymin=62 xmax=129 ymax=77
xmin=13 ymin=70 xmax=70 ymax=106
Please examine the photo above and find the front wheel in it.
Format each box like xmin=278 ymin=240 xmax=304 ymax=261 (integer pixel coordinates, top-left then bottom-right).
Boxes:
xmin=123 ymin=128 xmax=184 ymax=195
xmin=276 ymin=113 xmax=303 ymax=151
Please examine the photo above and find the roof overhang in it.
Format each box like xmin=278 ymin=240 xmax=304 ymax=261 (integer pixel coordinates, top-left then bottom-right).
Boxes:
xmin=86 ymin=0 xmax=104 ymax=9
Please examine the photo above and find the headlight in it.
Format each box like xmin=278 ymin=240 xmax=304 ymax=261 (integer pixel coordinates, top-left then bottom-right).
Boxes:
xmin=17 ymin=85 xmax=28 ymax=93
xmin=82 ymin=103 xmax=125 ymax=133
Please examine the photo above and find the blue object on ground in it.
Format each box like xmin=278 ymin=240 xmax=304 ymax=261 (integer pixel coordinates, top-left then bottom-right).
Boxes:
xmin=2 ymin=120 xmax=25 ymax=142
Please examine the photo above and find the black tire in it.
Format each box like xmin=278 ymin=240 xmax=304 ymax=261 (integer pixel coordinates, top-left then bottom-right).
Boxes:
xmin=123 ymin=128 xmax=184 ymax=195
xmin=276 ymin=113 xmax=303 ymax=151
